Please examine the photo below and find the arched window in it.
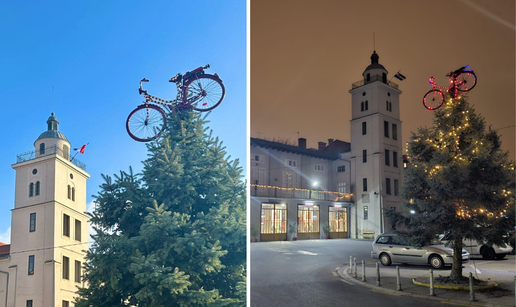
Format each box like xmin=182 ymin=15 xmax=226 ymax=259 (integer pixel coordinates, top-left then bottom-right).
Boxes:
xmin=39 ymin=143 xmax=45 ymax=155
xmin=68 ymin=185 xmax=71 ymax=199
xmin=361 ymin=101 xmax=364 ymax=112
xmin=35 ymin=181 xmax=40 ymax=196
xmin=63 ymin=144 xmax=69 ymax=160
xmin=72 ymin=187 xmax=75 ymax=201
xmin=29 ymin=183 xmax=34 ymax=197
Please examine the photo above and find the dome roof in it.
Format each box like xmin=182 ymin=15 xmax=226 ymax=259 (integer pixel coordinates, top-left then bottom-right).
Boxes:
xmin=35 ymin=113 xmax=69 ymax=142
xmin=363 ymin=51 xmax=387 ymax=74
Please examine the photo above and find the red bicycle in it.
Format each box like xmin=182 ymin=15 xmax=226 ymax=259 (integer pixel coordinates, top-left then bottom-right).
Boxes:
xmin=126 ymin=64 xmax=225 ymax=142
xmin=423 ymin=65 xmax=477 ymax=110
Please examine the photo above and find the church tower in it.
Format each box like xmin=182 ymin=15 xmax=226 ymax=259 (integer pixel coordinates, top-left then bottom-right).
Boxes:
xmin=7 ymin=113 xmax=90 ymax=306
xmin=349 ymin=51 xmax=403 ymax=238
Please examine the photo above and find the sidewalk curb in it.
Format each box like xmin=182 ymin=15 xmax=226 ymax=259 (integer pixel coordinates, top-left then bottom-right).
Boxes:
xmin=337 ymin=265 xmax=514 ymax=307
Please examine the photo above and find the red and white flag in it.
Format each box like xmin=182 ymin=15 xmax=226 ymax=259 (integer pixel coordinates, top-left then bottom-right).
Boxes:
xmin=74 ymin=143 xmax=88 ymax=154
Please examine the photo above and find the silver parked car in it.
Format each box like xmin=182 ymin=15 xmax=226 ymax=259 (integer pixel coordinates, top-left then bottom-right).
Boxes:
xmin=371 ymin=234 xmax=470 ymax=269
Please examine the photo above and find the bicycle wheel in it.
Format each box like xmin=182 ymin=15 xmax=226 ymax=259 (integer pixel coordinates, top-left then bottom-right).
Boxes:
xmin=184 ymin=74 xmax=225 ymax=111
xmin=423 ymin=89 xmax=444 ymax=110
xmin=456 ymin=72 xmax=477 ymax=92
xmin=126 ymin=104 xmax=167 ymax=142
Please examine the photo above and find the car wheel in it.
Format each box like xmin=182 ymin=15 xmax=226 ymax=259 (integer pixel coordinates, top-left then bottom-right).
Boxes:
xmin=429 ymin=255 xmax=444 ymax=269
xmin=481 ymin=247 xmax=495 ymax=260
xmin=495 ymin=254 xmax=506 ymax=260
xmin=380 ymin=253 xmax=392 ymax=266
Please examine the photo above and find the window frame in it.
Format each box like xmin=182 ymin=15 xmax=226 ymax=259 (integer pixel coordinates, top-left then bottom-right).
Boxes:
xmin=63 ymin=256 xmax=70 ymax=280
xmin=363 ymin=178 xmax=368 ymax=192
xmin=29 ymin=213 xmax=36 ymax=232
xmin=363 ymin=149 xmax=367 ymax=163
xmin=28 ymin=255 xmax=34 ymax=275
xmin=384 ymin=121 xmax=389 ymax=138
xmin=385 ymin=149 xmax=390 ymax=166
xmin=392 ymin=123 xmax=398 ymax=140
xmin=362 ymin=121 xmax=367 ymax=135
xmin=63 ymin=214 xmax=70 ymax=237
xmin=386 ymin=178 xmax=391 ymax=195
xmin=75 ymin=219 xmax=82 ymax=241
xmin=393 ymin=151 xmax=398 ymax=168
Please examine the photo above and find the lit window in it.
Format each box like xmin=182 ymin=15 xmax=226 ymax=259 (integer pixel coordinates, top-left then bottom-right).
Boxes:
xmin=260 ymin=203 xmax=287 ymax=235
xmin=364 ymin=206 xmax=368 ymax=220
xmin=298 ymin=204 xmax=320 ymax=234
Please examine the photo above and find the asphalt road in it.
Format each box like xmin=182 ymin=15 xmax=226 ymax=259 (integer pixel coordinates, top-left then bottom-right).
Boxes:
xmin=250 ymin=239 xmax=450 ymax=307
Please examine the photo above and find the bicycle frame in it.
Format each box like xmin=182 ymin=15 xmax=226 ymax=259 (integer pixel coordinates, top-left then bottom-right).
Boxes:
xmin=138 ymin=64 xmax=211 ymax=110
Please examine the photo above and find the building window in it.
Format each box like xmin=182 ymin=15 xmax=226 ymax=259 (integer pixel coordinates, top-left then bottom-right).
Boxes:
xmin=338 ymin=182 xmax=346 ymax=193
xmin=385 ymin=149 xmax=390 ymax=166
xmin=392 ymin=123 xmax=398 ymax=140
xmin=39 ymin=143 xmax=45 ymax=155
xmin=75 ymin=219 xmax=82 ymax=241
xmin=364 ymin=206 xmax=368 ymax=220
xmin=362 ymin=122 xmax=367 ymax=135
xmin=285 ymin=159 xmax=297 ymax=167
xmin=386 ymin=178 xmax=391 ymax=195
xmin=298 ymin=205 xmax=320 ymax=234
xmin=27 ymin=300 xmax=33 ymax=307
xmin=314 ymin=164 xmax=324 ymax=171
xmin=393 ymin=151 xmax=398 ymax=168
xmin=260 ymin=203 xmax=287 ymax=235
xmin=29 ymin=182 xmax=34 ymax=197
xmin=253 ymin=154 xmax=264 ymax=163
xmin=63 ymin=301 xmax=70 ymax=307
xmin=366 ymin=73 xmax=370 ymax=81
xmin=387 ymin=101 xmax=392 ymax=112
xmin=75 ymin=260 xmax=81 ymax=283
xmin=394 ymin=179 xmax=399 ymax=196
xmin=68 ymin=185 xmax=71 ymax=199
xmin=28 ymin=255 xmax=35 ymax=275
xmin=386 ymin=101 xmax=389 ymax=111
xmin=251 ymin=167 xmax=266 ymax=186
xmin=72 ymin=187 xmax=75 ymax=201
xmin=363 ymin=150 xmax=367 ymax=163
xmin=337 ymin=165 xmax=345 ymax=172
xmin=365 ymin=100 xmax=368 ymax=110
xmin=361 ymin=101 xmax=364 ymax=111
xmin=384 ymin=121 xmax=389 ymax=138
xmin=63 ymin=214 xmax=70 ymax=237
xmin=63 ymin=144 xmax=70 ymax=160
xmin=35 ymin=181 xmax=40 ymax=196
xmin=363 ymin=178 xmax=368 ymax=192
xmin=63 ymin=256 xmax=70 ymax=280
xmin=329 ymin=206 xmax=347 ymax=234
xmin=283 ymin=171 xmax=297 ymax=188
xmin=30 ymin=213 xmax=36 ymax=232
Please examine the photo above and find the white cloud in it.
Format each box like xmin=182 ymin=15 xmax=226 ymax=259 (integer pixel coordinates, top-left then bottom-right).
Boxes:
xmin=0 ymin=227 xmax=11 ymax=244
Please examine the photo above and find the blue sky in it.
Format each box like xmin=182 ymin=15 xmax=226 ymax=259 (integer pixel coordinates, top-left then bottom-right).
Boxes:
xmin=0 ymin=1 xmax=246 ymax=244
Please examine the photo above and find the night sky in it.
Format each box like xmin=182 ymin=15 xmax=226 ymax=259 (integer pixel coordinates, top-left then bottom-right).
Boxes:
xmin=251 ymin=0 xmax=515 ymax=161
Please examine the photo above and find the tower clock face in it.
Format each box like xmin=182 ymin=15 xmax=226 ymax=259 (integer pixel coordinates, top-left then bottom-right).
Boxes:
xmin=32 ymin=169 xmax=37 ymax=175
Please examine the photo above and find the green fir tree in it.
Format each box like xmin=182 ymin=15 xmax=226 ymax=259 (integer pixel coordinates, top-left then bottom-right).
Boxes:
xmin=390 ymin=94 xmax=515 ymax=279
xmin=76 ymin=110 xmax=246 ymax=306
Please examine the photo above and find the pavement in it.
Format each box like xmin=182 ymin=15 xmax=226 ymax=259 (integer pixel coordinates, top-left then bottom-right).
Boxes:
xmin=337 ymin=256 xmax=516 ymax=307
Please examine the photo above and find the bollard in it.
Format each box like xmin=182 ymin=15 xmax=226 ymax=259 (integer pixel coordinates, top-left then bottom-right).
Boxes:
xmin=376 ymin=263 xmax=381 ymax=286
xmin=362 ymin=260 xmax=366 ymax=282
xmin=429 ymin=269 xmax=435 ymax=296
xmin=353 ymin=258 xmax=357 ymax=278
xmin=469 ymin=272 xmax=475 ymax=301
xmin=349 ymin=256 xmax=352 ymax=274
xmin=396 ymin=266 xmax=402 ymax=291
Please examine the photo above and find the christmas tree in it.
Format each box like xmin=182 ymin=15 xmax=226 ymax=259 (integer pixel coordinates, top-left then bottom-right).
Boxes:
xmin=391 ymin=93 xmax=515 ymax=279
xmin=76 ymin=110 xmax=246 ymax=306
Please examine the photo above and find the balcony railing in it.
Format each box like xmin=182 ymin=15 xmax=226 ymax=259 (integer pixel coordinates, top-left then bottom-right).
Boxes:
xmin=16 ymin=145 xmax=86 ymax=171
xmin=250 ymin=184 xmax=352 ymax=202
xmin=351 ymin=74 xmax=399 ymax=90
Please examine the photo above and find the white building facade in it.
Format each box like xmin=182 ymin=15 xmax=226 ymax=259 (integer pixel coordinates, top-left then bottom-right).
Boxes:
xmin=0 ymin=113 xmax=90 ymax=307
xmin=250 ymin=51 xmax=403 ymax=241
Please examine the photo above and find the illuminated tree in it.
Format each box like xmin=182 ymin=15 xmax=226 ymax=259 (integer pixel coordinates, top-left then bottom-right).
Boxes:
xmin=76 ymin=110 xmax=246 ymax=306
xmin=392 ymin=94 xmax=515 ymax=279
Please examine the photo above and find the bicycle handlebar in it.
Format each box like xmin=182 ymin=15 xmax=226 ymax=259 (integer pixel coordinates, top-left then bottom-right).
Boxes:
xmin=139 ymin=78 xmax=149 ymax=95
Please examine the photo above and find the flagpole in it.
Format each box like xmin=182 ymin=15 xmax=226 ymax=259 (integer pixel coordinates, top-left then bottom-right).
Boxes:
xmin=70 ymin=143 xmax=89 ymax=163
xmin=388 ymin=70 xmax=401 ymax=83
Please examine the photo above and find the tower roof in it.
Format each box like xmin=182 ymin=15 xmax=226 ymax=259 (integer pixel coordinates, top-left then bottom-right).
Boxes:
xmin=363 ymin=50 xmax=387 ymax=73
xmin=35 ymin=112 xmax=69 ymax=142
